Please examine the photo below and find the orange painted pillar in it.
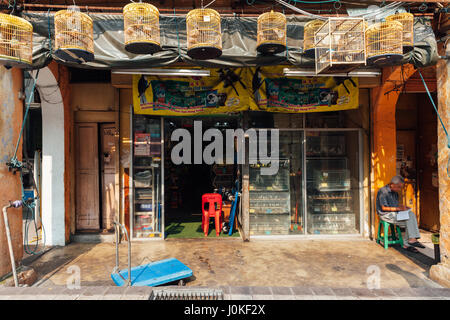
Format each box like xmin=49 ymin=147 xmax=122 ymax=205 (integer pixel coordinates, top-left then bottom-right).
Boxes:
xmin=371 ymin=64 xmax=415 ymax=236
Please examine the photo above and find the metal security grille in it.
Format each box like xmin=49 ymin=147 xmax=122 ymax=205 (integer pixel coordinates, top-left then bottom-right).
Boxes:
xmin=150 ymin=288 xmax=224 ymax=300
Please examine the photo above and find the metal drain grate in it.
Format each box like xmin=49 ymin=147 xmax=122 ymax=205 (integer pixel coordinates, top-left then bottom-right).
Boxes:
xmin=150 ymin=288 xmax=224 ymax=300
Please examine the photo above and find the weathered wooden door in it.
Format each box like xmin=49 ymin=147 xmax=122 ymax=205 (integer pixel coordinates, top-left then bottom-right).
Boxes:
xmin=100 ymin=123 xmax=116 ymax=231
xmin=75 ymin=123 xmax=100 ymax=230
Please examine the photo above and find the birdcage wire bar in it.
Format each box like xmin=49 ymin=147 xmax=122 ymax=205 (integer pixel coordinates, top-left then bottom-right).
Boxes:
xmin=314 ymin=17 xmax=366 ymax=74
xmin=365 ymin=20 xmax=403 ymax=65
xmin=54 ymin=6 xmax=94 ymax=62
xmin=303 ymin=19 xmax=324 ymax=57
xmin=186 ymin=8 xmax=222 ymax=60
xmin=0 ymin=13 xmax=33 ymax=67
xmin=256 ymin=10 xmax=286 ymax=54
xmin=123 ymin=2 xmax=161 ymax=54
xmin=386 ymin=12 xmax=414 ymax=53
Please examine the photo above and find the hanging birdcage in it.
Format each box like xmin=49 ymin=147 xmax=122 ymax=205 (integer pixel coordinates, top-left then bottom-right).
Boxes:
xmin=315 ymin=17 xmax=366 ymax=74
xmin=386 ymin=12 xmax=414 ymax=53
xmin=365 ymin=20 xmax=403 ymax=66
xmin=186 ymin=8 xmax=222 ymax=60
xmin=256 ymin=10 xmax=286 ymax=54
xmin=0 ymin=13 xmax=33 ymax=68
xmin=303 ymin=19 xmax=324 ymax=58
xmin=54 ymin=5 xmax=94 ymax=63
xmin=123 ymin=2 xmax=161 ymax=54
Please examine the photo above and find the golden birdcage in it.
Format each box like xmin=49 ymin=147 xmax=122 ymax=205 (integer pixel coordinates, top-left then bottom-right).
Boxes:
xmin=0 ymin=13 xmax=33 ymax=68
xmin=54 ymin=6 xmax=94 ymax=63
xmin=366 ymin=20 xmax=403 ymax=66
xmin=186 ymin=8 xmax=222 ymax=60
xmin=123 ymin=2 xmax=161 ymax=54
xmin=256 ymin=10 xmax=286 ymax=54
xmin=303 ymin=19 xmax=324 ymax=57
xmin=386 ymin=12 xmax=414 ymax=53
xmin=315 ymin=17 xmax=366 ymax=74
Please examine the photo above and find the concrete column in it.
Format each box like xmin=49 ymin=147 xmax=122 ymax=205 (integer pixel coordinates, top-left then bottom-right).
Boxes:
xmin=430 ymin=40 xmax=450 ymax=287
xmin=0 ymin=67 xmax=23 ymax=277
xmin=34 ymin=67 xmax=66 ymax=246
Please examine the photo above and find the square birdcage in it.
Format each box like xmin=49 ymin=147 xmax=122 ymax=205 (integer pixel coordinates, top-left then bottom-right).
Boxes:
xmin=0 ymin=13 xmax=33 ymax=68
xmin=314 ymin=17 xmax=366 ymax=74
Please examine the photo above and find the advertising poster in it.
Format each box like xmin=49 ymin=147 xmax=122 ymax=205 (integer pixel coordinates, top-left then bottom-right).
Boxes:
xmin=133 ymin=68 xmax=250 ymax=116
xmin=249 ymin=66 xmax=359 ymax=113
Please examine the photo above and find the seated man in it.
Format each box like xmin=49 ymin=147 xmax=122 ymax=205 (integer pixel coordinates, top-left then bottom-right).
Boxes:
xmin=376 ymin=175 xmax=425 ymax=253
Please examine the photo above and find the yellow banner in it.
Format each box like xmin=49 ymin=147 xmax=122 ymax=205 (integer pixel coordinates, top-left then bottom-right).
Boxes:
xmin=249 ymin=66 xmax=359 ymax=113
xmin=133 ymin=68 xmax=250 ymax=116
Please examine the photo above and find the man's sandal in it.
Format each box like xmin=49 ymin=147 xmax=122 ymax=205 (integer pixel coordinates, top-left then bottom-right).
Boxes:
xmin=408 ymin=241 xmax=426 ymax=248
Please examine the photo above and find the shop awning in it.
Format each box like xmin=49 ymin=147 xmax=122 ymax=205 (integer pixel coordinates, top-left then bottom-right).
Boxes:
xmin=23 ymin=12 xmax=438 ymax=70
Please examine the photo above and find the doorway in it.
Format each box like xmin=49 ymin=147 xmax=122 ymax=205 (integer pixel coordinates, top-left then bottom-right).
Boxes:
xmin=75 ymin=122 xmax=117 ymax=233
xmin=163 ymin=116 xmax=241 ymax=238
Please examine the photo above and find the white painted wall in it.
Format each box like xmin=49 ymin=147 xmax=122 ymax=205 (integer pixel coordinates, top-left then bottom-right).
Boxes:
xmin=33 ymin=67 xmax=65 ymax=246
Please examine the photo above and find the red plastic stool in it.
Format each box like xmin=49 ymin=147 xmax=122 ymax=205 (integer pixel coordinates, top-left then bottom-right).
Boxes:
xmin=201 ymin=193 xmax=223 ymax=237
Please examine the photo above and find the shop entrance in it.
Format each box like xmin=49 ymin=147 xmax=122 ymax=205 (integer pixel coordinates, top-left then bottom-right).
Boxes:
xmin=163 ymin=116 xmax=241 ymax=238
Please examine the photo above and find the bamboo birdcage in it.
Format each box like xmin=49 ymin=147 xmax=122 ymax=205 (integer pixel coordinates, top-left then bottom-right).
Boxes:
xmin=256 ymin=10 xmax=286 ymax=54
xmin=303 ymin=19 xmax=324 ymax=57
xmin=54 ymin=6 xmax=94 ymax=63
xmin=186 ymin=8 xmax=222 ymax=60
xmin=386 ymin=12 xmax=414 ymax=53
xmin=365 ymin=21 xmax=403 ymax=66
xmin=123 ymin=2 xmax=161 ymax=54
xmin=0 ymin=13 xmax=33 ymax=68
xmin=315 ymin=17 xmax=366 ymax=74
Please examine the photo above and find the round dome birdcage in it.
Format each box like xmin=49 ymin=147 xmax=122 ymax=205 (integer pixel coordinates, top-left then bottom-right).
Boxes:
xmin=0 ymin=13 xmax=33 ymax=68
xmin=54 ymin=6 xmax=94 ymax=63
xmin=123 ymin=2 xmax=161 ymax=54
xmin=256 ymin=10 xmax=286 ymax=54
xmin=366 ymin=20 xmax=403 ymax=66
xmin=186 ymin=8 xmax=222 ymax=60
xmin=303 ymin=19 xmax=324 ymax=58
xmin=386 ymin=12 xmax=414 ymax=53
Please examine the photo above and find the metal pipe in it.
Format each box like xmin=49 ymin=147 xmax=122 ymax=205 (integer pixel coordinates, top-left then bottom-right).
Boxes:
xmin=2 ymin=201 xmax=22 ymax=287
xmin=113 ymin=220 xmax=131 ymax=286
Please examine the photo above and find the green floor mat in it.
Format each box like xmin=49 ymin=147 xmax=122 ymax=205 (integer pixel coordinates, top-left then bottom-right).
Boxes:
xmin=165 ymin=216 xmax=240 ymax=239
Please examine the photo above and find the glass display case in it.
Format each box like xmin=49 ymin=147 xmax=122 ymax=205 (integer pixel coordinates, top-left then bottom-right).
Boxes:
xmin=131 ymin=115 xmax=163 ymax=239
xmin=249 ymin=159 xmax=291 ymax=235
xmin=306 ymin=131 xmax=359 ymax=234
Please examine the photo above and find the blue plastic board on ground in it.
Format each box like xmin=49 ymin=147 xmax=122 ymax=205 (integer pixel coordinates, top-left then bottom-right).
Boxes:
xmin=111 ymin=258 xmax=193 ymax=287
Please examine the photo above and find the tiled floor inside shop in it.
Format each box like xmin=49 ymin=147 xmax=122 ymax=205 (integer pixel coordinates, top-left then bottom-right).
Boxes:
xmin=21 ymin=230 xmax=442 ymax=289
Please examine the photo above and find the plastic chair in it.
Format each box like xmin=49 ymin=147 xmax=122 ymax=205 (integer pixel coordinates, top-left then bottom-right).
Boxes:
xmin=376 ymin=220 xmax=403 ymax=250
xmin=202 ymin=193 xmax=223 ymax=237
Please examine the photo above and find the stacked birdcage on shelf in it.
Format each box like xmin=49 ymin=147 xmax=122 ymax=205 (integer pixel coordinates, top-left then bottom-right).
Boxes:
xmin=256 ymin=10 xmax=287 ymax=54
xmin=0 ymin=13 xmax=33 ymax=68
xmin=365 ymin=20 xmax=404 ymax=66
xmin=314 ymin=17 xmax=367 ymax=74
xmin=54 ymin=5 xmax=94 ymax=63
xmin=186 ymin=8 xmax=222 ymax=60
xmin=123 ymin=2 xmax=161 ymax=54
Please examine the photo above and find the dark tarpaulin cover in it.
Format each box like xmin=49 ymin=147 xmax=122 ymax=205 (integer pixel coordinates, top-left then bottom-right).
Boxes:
xmin=22 ymin=12 xmax=438 ymax=70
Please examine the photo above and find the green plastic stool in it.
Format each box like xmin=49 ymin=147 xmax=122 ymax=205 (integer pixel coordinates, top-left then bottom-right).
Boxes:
xmin=376 ymin=220 xmax=403 ymax=250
